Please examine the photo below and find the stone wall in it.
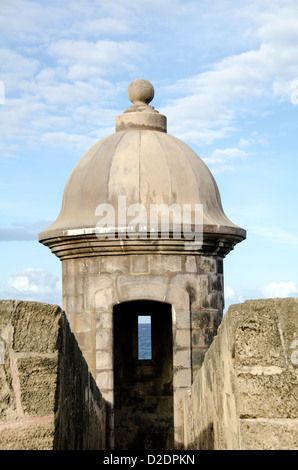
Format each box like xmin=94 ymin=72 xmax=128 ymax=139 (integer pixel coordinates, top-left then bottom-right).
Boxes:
xmin=61 ymin=253 xmax=224 ymax=447
xmin=0 ymin=300 xmax=106 ymax=450
xmin=180 ymin=298 xmax=298 ymax=450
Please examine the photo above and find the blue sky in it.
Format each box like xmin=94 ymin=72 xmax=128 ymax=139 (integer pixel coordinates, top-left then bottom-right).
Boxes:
xmin=0 ymin=0 xmax=297 ymax=311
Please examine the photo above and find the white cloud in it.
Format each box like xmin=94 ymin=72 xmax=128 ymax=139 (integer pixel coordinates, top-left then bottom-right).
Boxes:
xmin=203 ymin=147 xmax=249 ymax=171
xmin=4 ymin=268 xmax=62 ymax=305
xmin=161 ymin=2 xmax=298 ymax=146
xmin=47 ymin=39 xmax=149 ymax=80
xmin=261 ymin=281 xmax=298 ymax=298
xmin=225 ymin=285 xmax=236 ymax=300
xmin=80 ymin=17 xmax=134 ymax=37
xmin=223 ymin=285 xmax=245 ymax=313
xmin=2 ymin=0 xmax=298 ymax=158
xmin=0 ymin=48 xmax=40 ymax=95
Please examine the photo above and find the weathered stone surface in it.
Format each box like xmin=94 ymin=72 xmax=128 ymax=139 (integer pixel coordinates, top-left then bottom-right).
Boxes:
xmin=229 ymin=300 xmax=286 ymax=367
xmin=0 ymin=300 xmax=106 ymax=450
xmin=17 ymin=357 xmax=58 ymax=417
xmin=180 ymin=298 xmax=298 ymax=450
xmin=0 ymin=363 xmax=16 ymax=422
xmin=237 ymin=370 xmax=297 ymax=419
xmin=150 ymin=255 xmax=182 ymax=273
xmin=185 ymin=256 xmax=197 ymax=273
xmin=101 ymin=255 xmax=129 ymax=274
xmin=240 ymin=418 xmax=298 ymax=450
xmin=12 ymin=302 xmax=61 ymax=353
xmin=58 ymin=251 xmax=226 ymax=450
xmin=131 ymin=255 xmax=149 ymax=273
xmin=0 ymin=419 xmax=55 ymax=450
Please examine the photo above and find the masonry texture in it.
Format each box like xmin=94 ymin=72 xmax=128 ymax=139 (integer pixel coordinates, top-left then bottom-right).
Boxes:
xmin=62 ymin=252 xmax=224 ymax=448
xmin=180 ymin=298 xmax=298 ymax=450
xmin=0 ymin=297 xmax=297 ymax=450
xmin=0 ymin=300 xmax=106 ymax=450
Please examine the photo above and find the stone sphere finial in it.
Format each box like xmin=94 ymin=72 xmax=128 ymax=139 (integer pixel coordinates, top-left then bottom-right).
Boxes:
xmin=127 ymin=79 xmax=154 ymax=106
xmin=115 ymin=78 xmax=166 ymax=132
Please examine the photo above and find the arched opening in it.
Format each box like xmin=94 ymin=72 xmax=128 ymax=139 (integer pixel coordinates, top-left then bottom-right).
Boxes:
xmin=113 ymin=300 xmax=173 ymax=450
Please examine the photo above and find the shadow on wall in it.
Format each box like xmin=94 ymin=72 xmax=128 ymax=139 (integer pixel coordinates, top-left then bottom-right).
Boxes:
xmin=198 ymin=423 xmax=214 ymax=450
xmin=53 ymin=310 xmax=108 ymax=450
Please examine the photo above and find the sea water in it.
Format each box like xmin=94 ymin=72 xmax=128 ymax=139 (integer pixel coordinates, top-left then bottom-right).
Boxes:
xmin=138 ymin=323 xmax=152 ymax=359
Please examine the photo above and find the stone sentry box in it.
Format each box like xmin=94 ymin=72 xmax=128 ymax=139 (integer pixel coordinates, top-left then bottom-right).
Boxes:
xmin=39 ymin=79 xmax=245 ymax=450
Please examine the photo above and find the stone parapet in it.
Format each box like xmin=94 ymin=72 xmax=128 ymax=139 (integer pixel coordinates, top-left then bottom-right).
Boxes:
xmin=0 ymin=300 xmax=106 ymax=450
xmin=179 ymin=298 xmax=298 ymax=450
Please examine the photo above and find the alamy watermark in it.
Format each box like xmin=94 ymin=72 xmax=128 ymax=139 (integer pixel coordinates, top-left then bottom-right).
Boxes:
xmin=94 ymin=196 xmax=203 ymax=250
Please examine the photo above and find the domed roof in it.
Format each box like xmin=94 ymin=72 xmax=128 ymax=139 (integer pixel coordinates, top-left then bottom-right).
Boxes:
xmin=39 ymin=79 xmax=245 ymax=255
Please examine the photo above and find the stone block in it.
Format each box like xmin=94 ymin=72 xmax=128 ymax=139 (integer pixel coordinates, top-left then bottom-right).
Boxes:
xmin=173 ymin=308 xmax=190 ymax=329
xmin=170 ymin=274 xmax=206 ymax=311
xmin=96 ymin=330 xmax=112 ymax=351
xmin=63 ymin=258 xmax=83 ymax=276
xmin=96 ymin=370 xmax=113 ymax=390
xmin=117 ymin=275 xmax=168 ymax=302
xmin=96 ymin=311 xmax=113 ymax=329
xmin=0 ymin=418 xmax=55 ymax=450
xmin=209 ymin=273 xmax=223 ymax=292
xmin=202 ymin=292 xmax=222 ymax=310
xmin=174 ymin=329 xmax=191 ymax=350
xmin=81 ymin=257 xmax=100 ymax=274
xmin=17 ymin=357 xmax=58 ymax=417
xmin=11 ymin=302 xmax=61 ymax=354
xmin=0 ymin=300 xmax=16 ymax=329
xmin=74 ymin=312 xmax=94 ymax=333
xmin=96 ymin=350 xmax=113 ymax=369
xmin=62 ymin=276 xmax=76 ymax=296
xmin=240 ymin=418 xmax=298 ymax=450
xmin=67 ymin=295 xmax=84 ymax=314
xmin=192 ymin=310 xmax=214 ymax=329
xmin=95 ymin=287 xmax=117 ymax=309
xmin=274 ymin=298 xmax=298 ymax=364
xmin=75 ymin=276 xmax=84 ymax=294
xmin=173 ymin=368 xmax=192 ymax=387
xmin=197 ymin=256 xmax=216 ymax=274
xmin=237 ymin=370 xmax=298 ymax=419
xmin=85 ymin=275 xmax=114 ymax=310
xmin=185 ymin=256 xmax=197 ymax=273
xmin=173 ymin=349 xmax=191 ymax=369
xmin=166 ymin=285 xmax=189 ymax=310
xmin=150 ymin=255 xmax=182 ymax=274
xmin=131 ymin=255 xmax=149 ymax=274
xmin=229 ymin=300 xmax=287 ymax=368
xmin=191 ymin=327 xmax=215 ymax=348
xmin=101 ymin=256 xmax=129 ymax=274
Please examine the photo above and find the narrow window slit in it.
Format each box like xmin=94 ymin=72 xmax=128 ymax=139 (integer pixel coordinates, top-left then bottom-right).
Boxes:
xmin=138 ymin=315 xmax=152 ymax=360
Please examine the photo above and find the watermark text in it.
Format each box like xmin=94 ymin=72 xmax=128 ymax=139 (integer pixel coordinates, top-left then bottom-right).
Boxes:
xmin=95 ymin=196 xmax=203 ymax=250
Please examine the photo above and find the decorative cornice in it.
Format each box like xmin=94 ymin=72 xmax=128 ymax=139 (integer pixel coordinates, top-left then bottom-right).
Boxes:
xmin=39 ymin=230 xmax=244 ymax=260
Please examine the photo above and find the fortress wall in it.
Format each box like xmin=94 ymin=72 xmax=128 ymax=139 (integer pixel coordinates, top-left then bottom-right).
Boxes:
xmin=180 ymin=298 xmax=298 ymax=450
xmin=0 ymin=300 xmax=106 ymax=450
